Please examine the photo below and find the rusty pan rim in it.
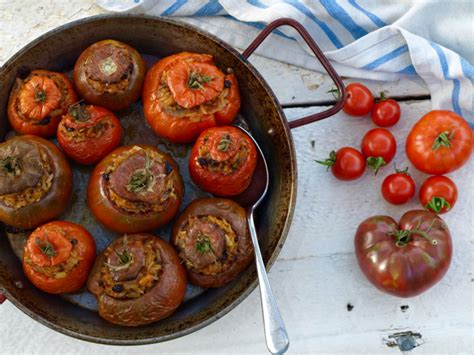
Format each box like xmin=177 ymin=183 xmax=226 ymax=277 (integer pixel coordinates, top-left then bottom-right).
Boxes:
xmin=0 ymin=13 xmax=297 ymax=345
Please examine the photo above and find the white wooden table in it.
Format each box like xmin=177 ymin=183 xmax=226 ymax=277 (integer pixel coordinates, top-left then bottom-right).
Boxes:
xmin=1 ymin=2 xmax=472 ymax=354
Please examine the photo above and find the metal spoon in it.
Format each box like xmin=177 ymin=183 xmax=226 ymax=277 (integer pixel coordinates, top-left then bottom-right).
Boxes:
xmin=232 ymin=125 xmax=289 ymax=354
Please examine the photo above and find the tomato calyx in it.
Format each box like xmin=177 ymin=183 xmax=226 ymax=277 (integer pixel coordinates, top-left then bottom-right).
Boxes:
xmin=394 ymin=165 xmax=410 ymax=175
xmin=187 ymin=71 xmax=213 ymax=90
xmin=366 ymin=156 xmax=386 ymax=175
xmin=425 ymin=196 xmax=451 ymax=213
xmin=34 ymin=89 xmax=47 ymax=103
xmin=388 ymin=227 xmax=438 ymax=248
xmin=327 ymin=87 xmax=341 ymax=100
xmin=315 ymin=151 xmax=337 ymax=171
xmin=35 ymin=234 xmax=57 ymax=258
xmin=432 ymin=130 xmax=454 ymax=150
xmin=376 ymin=91 xmax=388 ymax=103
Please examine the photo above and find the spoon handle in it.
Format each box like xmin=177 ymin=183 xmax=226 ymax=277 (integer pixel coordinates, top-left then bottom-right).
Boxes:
xmin=247 ymin=211 xmax=289 ymax=354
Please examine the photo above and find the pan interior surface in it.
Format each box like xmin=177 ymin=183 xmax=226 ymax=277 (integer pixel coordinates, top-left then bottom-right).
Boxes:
xmin=0 ymin=15 xmax=296 ymax=345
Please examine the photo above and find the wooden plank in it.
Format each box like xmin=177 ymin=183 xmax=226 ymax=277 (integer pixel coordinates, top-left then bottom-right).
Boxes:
xmin=247 ymin=54 xmax=430 ymax=106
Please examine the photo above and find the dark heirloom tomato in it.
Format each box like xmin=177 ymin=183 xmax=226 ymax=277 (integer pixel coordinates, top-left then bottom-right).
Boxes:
xmin=361 ymin=128 xmax=397 ymax=174
xmin=419 ymin=175 xmax=458 ymax=214
xmin=87 ymin=145 xmax=184 ymax=233
xmin=142 ymin=52 xmax=241 ymax=144
xmin=74 ymin=40 xmax=145 ymax=111
xmin=7 ymin=70 xmax=78 ymax=137
xmin=23 ymin=221 xmax=96 ymax=294
xmin=171 ymin=198 xmax=254 ymax=288
xmin=355 ymin=210 xmax=452 ymax=298
xmin=189 ymin=126 xmax=257 ymax=196
xmin=406 ymin=110 xmax=473 ymax=174
xmin=88 ymin=234 xmax=186 ymax=326
xmin=0 ymin=136 xmax=72 ymax=229
xmin=57 ymin=103 xmax=122 ymax=165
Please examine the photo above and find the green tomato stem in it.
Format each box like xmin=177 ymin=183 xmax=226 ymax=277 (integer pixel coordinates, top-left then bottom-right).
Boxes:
xmin=425 ymin=196 xmax=451 ymax=213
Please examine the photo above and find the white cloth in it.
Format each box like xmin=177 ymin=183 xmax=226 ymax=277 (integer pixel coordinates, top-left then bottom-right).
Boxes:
xmin=96 ymin=0 xmax=474 ymax=127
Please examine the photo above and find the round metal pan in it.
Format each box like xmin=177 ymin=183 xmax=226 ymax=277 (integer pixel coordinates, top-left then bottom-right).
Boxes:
xmin=0 ymin=15 xmax=344 ymax=345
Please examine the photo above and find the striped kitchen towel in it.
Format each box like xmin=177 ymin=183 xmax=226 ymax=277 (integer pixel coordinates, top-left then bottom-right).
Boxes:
xmin=96 ymin=0 xmax=474 ymax=127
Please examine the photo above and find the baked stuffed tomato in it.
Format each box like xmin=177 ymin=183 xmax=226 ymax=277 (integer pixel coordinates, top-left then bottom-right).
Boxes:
xmin=23 ymin=221 xmax=96 ymax=294
xmin=57 ymin=103 xmax=122 ymax=165
xmin=142 ymin=52 xmax=240 ymax=143
xmin=171 ymin=198 xmax=253 ymax=288
xmin=0 ymin=136 xmax=72 ymax=229
xmin=87 ymin=233 xmax=186 ymax=326
xmin=87 ymin=145 xmax=184 ymax=233
xmin=7 ymin=70 xmax=78 ymax=137
xmin=189 ymin=126 xmax=257 ymax=196
xmin=74 ymin=40 xmax=145 ymax=111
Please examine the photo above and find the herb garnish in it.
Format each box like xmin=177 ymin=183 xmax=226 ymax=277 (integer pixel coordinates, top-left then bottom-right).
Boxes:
xmin=35 ymin=234 xmax=56 ymax=258
xmin=196 ymin=235 xmax=213 ymax=254
xmin=126 ymin=153 xmax=153 ymax=193
xmin=0 ymin=156 xmax=21 ymax=176
xmin=68 ymin=102 xmax=90 ymax=122
xmin=188 ymin=71 xmax=213 ymax=89
xmin=217 ymin=134 xmax=232 ymax=152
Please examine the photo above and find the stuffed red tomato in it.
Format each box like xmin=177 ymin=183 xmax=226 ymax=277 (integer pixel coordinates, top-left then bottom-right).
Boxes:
xmin=189 ymin=126 xmax=257 ymax=196
xmin=142 ymin=52 xmax=240 ymax=143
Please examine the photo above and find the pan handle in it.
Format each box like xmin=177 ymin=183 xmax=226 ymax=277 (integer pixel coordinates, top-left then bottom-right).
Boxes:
xmin=242 ymin=18 xmax=346 ymax=129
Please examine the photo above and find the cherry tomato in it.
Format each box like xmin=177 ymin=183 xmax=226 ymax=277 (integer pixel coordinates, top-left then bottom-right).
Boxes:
xmin=371 ymin=93 xmax=400 ymax=127
xmin=189 ymin=126 xmax=257 ymax=196
xmin=406 ymin=110 xmax=473 ymax=174
xmin=355 ymin=210 xmax=452 ymax=297
xmin=87 ymin=145 xmax=184 ymax=233
xmin=361 ymin=128 xmax=397 ymax=174
xmin=74 ymin=40 xmax=145 ymax=111
xmin=7 ymin=70 xmax=78 ymax=137
xmin=57 ymin=103 xmax=122 ymax=165
xmin=142 ymin=52 xmax=241 ymax=144
xmin=0 ymin=135 xmax=72 ymax=229
xmin=23 ymin=221 xmax=96 ymax=294
xmin=316 ymin=147 xmax=365 ymax=181
xmin=343 ymin=83 xmax=374 ymax=116
xmin=381 ymin=167 xmax=415 ymax=205
xmin=419 ymin=176 xmax=457 ymax=214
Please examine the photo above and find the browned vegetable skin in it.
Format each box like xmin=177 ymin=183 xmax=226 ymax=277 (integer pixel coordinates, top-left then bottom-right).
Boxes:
xmin=0 ymin=135 xmax=72 ymax=229
xmin=87 ymin=234 xmax=186 ymax=326
xmin=172 ymin=198 xmax=253 ymax=288
xmin=74 ymin=40 xmax=145 ymax=111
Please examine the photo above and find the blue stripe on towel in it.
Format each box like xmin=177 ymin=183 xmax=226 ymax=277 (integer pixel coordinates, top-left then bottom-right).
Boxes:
xmin=430 ymin=42 xmax=462 ymax=116
xmin=362 ymin=45 xmax=409 ymax=70
xmin=319 ymin=0 xmax=368 ymax=40
xmin=348 ymin=0 xmax=386 ymax=28
xmin=283 ymin=0 xmax=343 ymax=49
xmin=194 ymin=0 xmax=224 ymax=16
xmin=161 ymin=0 xmax=187 ymax=16
xmin=247 ymin=0 xmax=268 ymax=8
xmin=397 ymin=64 xmax=417 ymax=75
xmin=460 ymin=57 xmax=474 ymax=81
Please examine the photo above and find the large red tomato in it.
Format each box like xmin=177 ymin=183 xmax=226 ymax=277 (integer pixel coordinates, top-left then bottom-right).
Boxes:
xmin=7 ymin=70 xmax=78 ymax=137
xmin=87 ymin=145 xmax=183 ymax=233
xmin=23 ymin=221 xmax=96 ymax=294
xmin=355 ymin=210 xmax=452 ymax=298
xmin=189 ymin=126 xmax=257 ymax=196
xmin=406 ymin=110 xmax=473 ymax=174
xmin=142 ymin=52 xmax=240 ymax=144
xmin=57 ymin=103 xmax=122 ymax=165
